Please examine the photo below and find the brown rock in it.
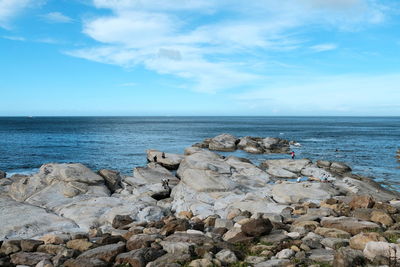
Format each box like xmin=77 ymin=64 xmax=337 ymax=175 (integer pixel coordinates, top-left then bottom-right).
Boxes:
xmin=292 ymin=221 xmax=320 ymax=232
xmin=20 ymin=239 xmax=44 ymax=252
xmin=314 ymin=227 xmax=351 ymax=239
xmin=351 ymin=208 xmax=372 ymax=221
xmin=241 ymin=218 xmax=273 ymax=237
xmin=223 ymin=228 xmax=254 ymax=243
xmin=203 ymin=216 xmax=218 ymax=227
xmin=39 ymin=234 xmax=67 ymax=245
xmin=77 ymin=241 xmax=126 ymax=262
xmin=10 ymin=252 xmax=52 ymax=266
xmin=160 ymin=219 xmax=189 ymax=236
xmin=63 ymin=258 xmax=108 ymax=267
xmin=373 ymin=202 xmax=398 ymax=214
xmin=370 ymin=210 xmax=394 ymax=227
xmin=333 ymin=247 xmax=366 ymax=267
xmin=178 ymin=211 xmax=193 ymax=219
xmin=0 ymin=240 xmax=21 ymax=255
xmin=127 ymin=234 xmax=159 ymax=251
xmin=321 ymin=216 xmax=381 ymax=235
xmin=66 ymin=239 xmax=94 ymax=252
xmin=163 ymin=232 xmax=213 ymax=245
xmin=95 ymin=234 xmax=125 ymax=245
xmin=349 ymin=232 xmax=387 ymax=250
xmin=112 ymin=215 xmax=134 ymax=229
xmin=37 ymin=244 xmax=68 ymax=255
xmin=349 ymin=195 xmax=375 ymax=210
xmin=115 ymin=247 xmax=166 ymax=267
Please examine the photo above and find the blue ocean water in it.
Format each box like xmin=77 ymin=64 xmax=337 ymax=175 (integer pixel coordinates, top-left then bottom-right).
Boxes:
xmin=0 ymin=117 xmax=399 ymax=189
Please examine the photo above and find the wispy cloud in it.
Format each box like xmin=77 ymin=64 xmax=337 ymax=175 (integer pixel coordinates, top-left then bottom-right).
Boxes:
xmin=67 ymin=0 xmax=392 ymax=93
xmin=2 ymin=35 xmax=26 ymax=41
xmin=310 ymin=43 xmax=338 ymax=52
xmin=119 ymin=82 xmax=137 ymax=87
xmin=0 ymin=0 xmax=44 ymax=29
xmin=42 ymin=12 xmax=73 ymax=23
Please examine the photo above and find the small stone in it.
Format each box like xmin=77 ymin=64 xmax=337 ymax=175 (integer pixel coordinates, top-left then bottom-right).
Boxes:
xmin=333 ymin=247 xmax=366 ymax=267
xmin=215 ymin=249 xmax=238 ymax=264
xmin=214 ymin=219 xmax=234 ymax=229
xmin=66 ymin=239 xmax=94 ymax=252
xmin=10 ymin=252 xmax=52 ymax=266
xmin=287 ymin=232 xmax=301 ymax=239
xmin=112 ymin=215 xmax=134 ymax=229
xmin=314 ymin=227 xmax=351 ymax=239
xmin=300 ymin=244 xmax=310 ymax=251
xmin=39 ymin=234 xmax=67 ymax=245
xmin=370 ymin=209 xmax=394 ymax=227
xmin=20 ymin=239 xmax=44 ymax=252
xmin=349 ymin=232 xmax=387 ymax=250
xmin=349 ymin=195 xmax=375 ymax=210
xmin=188 ymin=259 xmax=216 ymax=267
xmin=77 ymin=242 xmax=126 ymax=262
xmin=127 ymin=234 xmax=159 ymax=251
xmin=241 ymin=218 xmax=273 ymax=237
xmin=63 ymin=258 xmax=108 ymax=267
xmin=320 ymin=238 xmax=349 ymax=249
xmin=0 ymin=240 xmax=21 ymax=255
xmin=35 ymin=258 xmax=54 ymax=267
xmin=276 ymin=249 xmax=294 ymax=259
xmin=178 ymin=211 xmax=193 ymax=219
xmin=291 ymin=245 xmax=300 ymax=252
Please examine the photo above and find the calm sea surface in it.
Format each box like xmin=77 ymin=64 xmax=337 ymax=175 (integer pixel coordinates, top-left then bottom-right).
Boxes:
xmin=0 ymin=117 xmax=399 ymax=189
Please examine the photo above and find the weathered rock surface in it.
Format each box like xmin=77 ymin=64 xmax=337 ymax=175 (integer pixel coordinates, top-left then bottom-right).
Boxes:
xmin=321 ymin=216 xmax=381 ymax=235
xmin=147 ymin=150 xmax=184 ymax=170
xmin=272 ymin=182 xmax=339 ymax=204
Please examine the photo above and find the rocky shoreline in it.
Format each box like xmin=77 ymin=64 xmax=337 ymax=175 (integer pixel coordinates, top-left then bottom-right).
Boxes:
xmin=1 ymin=134 xmax=400 ymax=267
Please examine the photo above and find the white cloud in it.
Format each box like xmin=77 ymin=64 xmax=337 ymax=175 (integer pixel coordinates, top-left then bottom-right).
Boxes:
xmin=42 ymin=12 xmax=73 ymax=23
xmin=67 ymin=0 xmax=392 ymax=92
xmin=310 ymin=43 xmax=338 ymax=52
xmin=2 ymin=35 xmax=25 ymax=41
xmin=0 ymin=0 xmax=43 ymax=29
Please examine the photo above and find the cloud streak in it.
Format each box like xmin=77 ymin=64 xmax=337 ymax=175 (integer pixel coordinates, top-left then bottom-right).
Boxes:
xmin=42 ymin=12 xmax=73 ymax=23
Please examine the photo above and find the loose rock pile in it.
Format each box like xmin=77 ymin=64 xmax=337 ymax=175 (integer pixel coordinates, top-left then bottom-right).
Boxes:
xmin=0 ymin=134 xmax=400 ymax=266
xmin=1 ymin=195 xmax=400 ymax=266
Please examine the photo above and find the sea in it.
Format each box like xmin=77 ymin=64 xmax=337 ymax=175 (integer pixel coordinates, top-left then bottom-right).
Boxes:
xmin=0 ymin=116 xmax=399 ymax=190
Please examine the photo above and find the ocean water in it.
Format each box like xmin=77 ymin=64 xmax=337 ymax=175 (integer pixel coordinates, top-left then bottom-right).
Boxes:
xmin=0 ymin=116 xmax=399 ymax=189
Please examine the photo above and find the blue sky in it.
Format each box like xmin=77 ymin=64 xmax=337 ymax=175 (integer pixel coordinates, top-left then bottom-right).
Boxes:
xmin=0 ymin=0 xmax=399 ymax=116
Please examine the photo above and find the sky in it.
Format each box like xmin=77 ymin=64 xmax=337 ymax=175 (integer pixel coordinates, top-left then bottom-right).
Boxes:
xmin=0 ymin=0 xmax=400 ymax=116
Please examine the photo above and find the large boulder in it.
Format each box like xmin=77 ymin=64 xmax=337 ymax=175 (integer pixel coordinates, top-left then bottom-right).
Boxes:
xmin=237 ymin=136 xmax=265 ymax=154
xmin=208 ymin=134 xmax=239 ymax=152
xmin=272 ymin=182 xmax=339 ymax=204
xmin=0 ymin=196 xmax=78 ymax=240
xmin=171 ymin=149 xmax=283 ymax=218
xmin=146 ymin=150 xmax=184 ymax=170
xmin=0 ymin=170 xmax=6 ymax=178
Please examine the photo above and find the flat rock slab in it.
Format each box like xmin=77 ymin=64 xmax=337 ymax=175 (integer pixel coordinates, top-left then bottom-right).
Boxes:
xmin=0 ymin=196 xmax=78 ymax=240
xmin=147 ymin=150 xmax=184 ymax=170
xmin=321 ymin=216 xmax=381 ymax=235
xmin=272 ymin=182 xmax=339 ymax=204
